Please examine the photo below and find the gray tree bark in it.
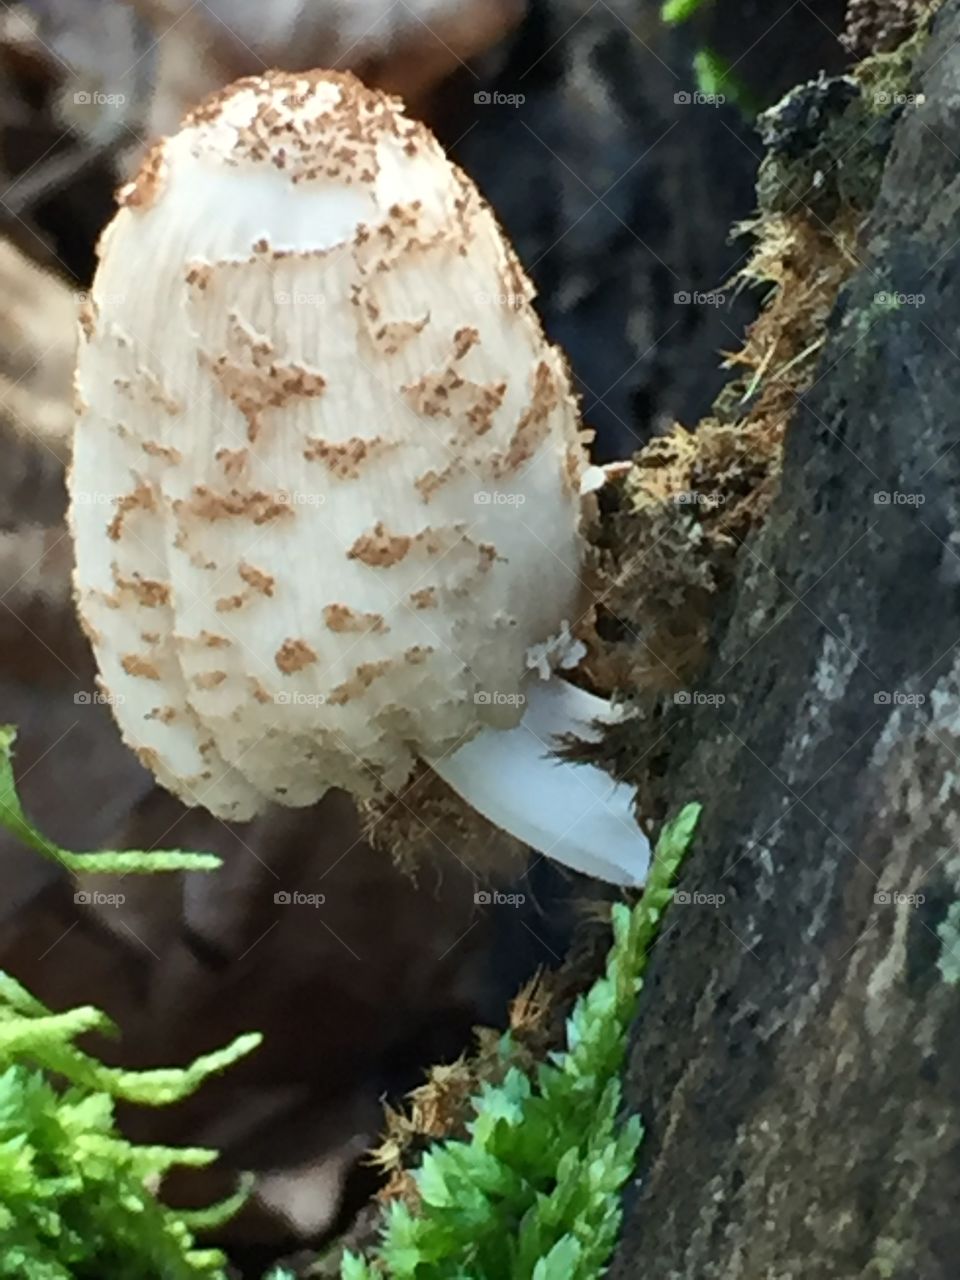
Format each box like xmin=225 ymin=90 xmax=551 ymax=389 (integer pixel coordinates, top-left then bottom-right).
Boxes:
xmin=610 ymin=4 xmax=960 ymax=1277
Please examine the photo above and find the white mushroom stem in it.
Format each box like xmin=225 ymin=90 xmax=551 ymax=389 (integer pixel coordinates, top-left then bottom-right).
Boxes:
xmin=427 ymin=677 xmax=650 ymax=887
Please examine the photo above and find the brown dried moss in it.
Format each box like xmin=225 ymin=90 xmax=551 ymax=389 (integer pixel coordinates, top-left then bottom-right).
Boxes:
xmin=367 ymin=913 xmax=613 ymax=1209
xmin=580 ymin=68 xmax=911 ymax=816
xmin=844 ymin=0 xmax=934 ymax=55
xmin=359 ymin=761 xmax=529 ymax=883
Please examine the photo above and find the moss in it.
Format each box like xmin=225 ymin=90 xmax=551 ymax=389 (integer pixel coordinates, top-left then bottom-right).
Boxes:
xmin=579 ymin=11 xmax=936 ymax=809
xmin=334 ymin=806 xmax=700 ymax=1280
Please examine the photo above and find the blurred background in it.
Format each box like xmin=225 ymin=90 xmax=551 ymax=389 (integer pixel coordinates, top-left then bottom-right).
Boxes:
xmin=0 ymin=0 xmax=848 ymax=1272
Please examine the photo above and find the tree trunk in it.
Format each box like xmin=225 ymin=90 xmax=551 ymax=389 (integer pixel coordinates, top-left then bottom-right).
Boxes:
xmin=610 ymin=4 xmax=960 ymax=1277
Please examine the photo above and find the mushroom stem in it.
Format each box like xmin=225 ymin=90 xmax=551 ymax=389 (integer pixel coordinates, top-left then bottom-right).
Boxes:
xmin=427 ymin=677 xmax=650 ymax=887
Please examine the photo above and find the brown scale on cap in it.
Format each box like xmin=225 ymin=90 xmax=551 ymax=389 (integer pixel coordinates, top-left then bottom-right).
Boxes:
xmin=185 ymin=262 xmax=213 ymax=291
xmin=249 ymin=678 xmax=273 ymax=706
xmin=176 ymin=485 xmax=295 ymax=525
xmin=107 ymin=484 xmax=156 ymax=542
xmin=404 ymin=645 xmax=433 ymax=665
xmin=370 ymin=317 xmax=431 ymax=358
xmin=348 ymin=522 xmax=412 ymax=568
xmin=180 ymin=70 xmax=428 ymax=190
xmin=215 ymin=447 xmax=249 ymax=481
xmin=215 ymin=593 xmax=247 ymax=613
xmin=112 ymin=574 xmax=171 ymax=608
xmin=141 ymin=440 xmax=183 ymax=464
xmin=78 ymin=298 xmax=97 ymax=342
xmin=146 ymin=706 xmax=178 ymax=724
xmin=414 ymin=459 xmax=468 ymax=504
xmin=192 ymin=670 xmax=228 ymax=690
xmin=118 ymin=139 xmax=167 ymax=211
xmin=275 ymin=638 xmax=318 ymax=674
xmin=327 ymin=659 xmax=394 ymax=706
xmin=201 ymin=315 xmax=327 ymax=442
xmin=121 ymin=653 xmax=162 ymax=680
xmin=402 ymin=366 xmax=507 ymax=433
xmin=134 ymin=745 xmax=162 ymax=773
xmin=303 ymin=435 xmax=397 ymax=479
xmin=238 ymin=563 xmax=275 ymax=597
xmin=323 ymin=604 xmax=388 ymax=634
xmin=490 ymin=361 xmax=563 ymax=479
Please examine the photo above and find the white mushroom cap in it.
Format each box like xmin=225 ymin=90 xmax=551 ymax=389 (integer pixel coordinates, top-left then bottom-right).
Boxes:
xmin=70 ymin=70 xmax=592 ymax=823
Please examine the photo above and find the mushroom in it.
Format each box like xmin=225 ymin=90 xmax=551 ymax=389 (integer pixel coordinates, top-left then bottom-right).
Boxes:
xmin=68 ymin=70 xmax=649 ymax=886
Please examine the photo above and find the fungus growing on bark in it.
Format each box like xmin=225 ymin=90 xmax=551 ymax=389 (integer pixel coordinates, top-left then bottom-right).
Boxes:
xmin=69 ymin=69 xmax=649 ymax=885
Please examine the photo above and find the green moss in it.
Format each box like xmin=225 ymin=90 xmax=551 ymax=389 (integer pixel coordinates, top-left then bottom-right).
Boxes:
xmin=661 ymin=0 xmax=708 ymax=24
xmin=0 ymin=971 xmax=260 ymax=1277
xmin=0 ymin=724 xmax=221 ymax=875
xmin=339 ymin=804 xmax=702 ymax=1280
